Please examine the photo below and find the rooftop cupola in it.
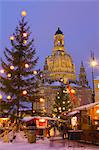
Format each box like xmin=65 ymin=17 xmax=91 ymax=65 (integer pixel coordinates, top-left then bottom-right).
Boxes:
xmin=53 ymin=27 xmax=65 ymax=53
xmin=55 ymin=27 xmax=63 ymax=35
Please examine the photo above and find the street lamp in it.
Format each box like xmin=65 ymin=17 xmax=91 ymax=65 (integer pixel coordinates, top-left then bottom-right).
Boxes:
xmin=90 ymin=52 xmax=97 ymax=103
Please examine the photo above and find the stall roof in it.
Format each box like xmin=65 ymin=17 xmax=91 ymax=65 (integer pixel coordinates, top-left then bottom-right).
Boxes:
xmin=22 ymin=116 xmax=58 ymax=122
xmin=74 ymin=102 xmax=99 ymax=111
xmin=94 ymin=76 xmax=99 ymax=80
xmin=67 ymin=110 xmax=80 ymax=116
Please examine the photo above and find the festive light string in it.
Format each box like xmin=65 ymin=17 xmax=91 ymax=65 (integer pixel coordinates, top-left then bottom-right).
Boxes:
xmin=22 ymin=90 xmax=27 ymax=95
xmin=21 ymin=10 xmax=27 ymax=17
xmin=10 ymin=36 xmax=14 ymax=41
xmin=0 ymin=94 xmax=2 ymax=100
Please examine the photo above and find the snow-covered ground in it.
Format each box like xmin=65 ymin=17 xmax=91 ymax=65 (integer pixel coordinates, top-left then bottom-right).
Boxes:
xmin=0 ymin=140 xmax=98 ymax=150
xmin=0 ymin=131 xmax=98 ymax=150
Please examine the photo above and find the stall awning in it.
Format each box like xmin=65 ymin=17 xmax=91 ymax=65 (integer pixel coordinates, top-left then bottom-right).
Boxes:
xmin=67 ymin=110 xmax=80 ymax=116
xmin=74 ymin=102 xmax=99 ymax=111
xmin=22 ymin=116 xmax=59 ymax=122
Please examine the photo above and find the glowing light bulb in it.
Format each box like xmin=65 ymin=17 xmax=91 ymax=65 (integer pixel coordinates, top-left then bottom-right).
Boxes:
xmin=33 ymin=110 xmax=35 ymax=113
xmin=60 ymin=78 xmax=63 ymax=82
xmin=63 ymin=101 xmax=65 ymax=104
xmin=58 ymin=107 xmax=61 ymax=110
xmin=7 ymin=73 xmax=11 ymax=78
xmin=7 ymin=95 xmax=11 ymax=100
xmin=22 ymin=90 xmax=27 ymax=95
xmin=66 ymin=88 xmax=70 ymax=93
xmin=0 ymin=94 xmax=2 ymax=100
xmin=63 ymin=107 xmax=65 ymax=110
xmin=0 ymin=69 xmax=4 ymax=74
xmin=91 ymin=60 xmax=97 ymax=67
xmin=33 ymin=70 xmax=37 ymax=75
xmin=23 ymin=33 xmax=27 ymax=37
xmin=10 ymin=65 xmax=14 ymax=70
xmin=23 ymin=40 xmax=27 ymax=44
xmin=96 ymin=109 xmax=99 ymax=114
xmin=63 ymin=90 xmax=66 ymax=93
xmin=40 ymin=98 xmax=44 ymax=103
xmin=21 ymin=10 xmax=27 ymax=17
xmin=25 ymin=63 xmax=29 ymax=68
xmin=71 ymin=89 xmax=75 ymax=94
xmin=10 ymin=36 xmax=14 ymax=41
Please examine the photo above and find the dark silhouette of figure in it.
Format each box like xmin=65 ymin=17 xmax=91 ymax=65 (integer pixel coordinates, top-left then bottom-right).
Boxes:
xmin=61 ymin=123 xmax=68 ymax=139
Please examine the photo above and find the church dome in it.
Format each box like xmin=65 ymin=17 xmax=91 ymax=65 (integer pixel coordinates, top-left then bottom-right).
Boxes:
xmin=43 ymin=28 xmax=76 ymax=83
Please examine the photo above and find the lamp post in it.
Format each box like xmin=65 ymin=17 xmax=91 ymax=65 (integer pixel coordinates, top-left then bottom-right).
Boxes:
xmin=90 ymin=52 xmax=97 ymax=103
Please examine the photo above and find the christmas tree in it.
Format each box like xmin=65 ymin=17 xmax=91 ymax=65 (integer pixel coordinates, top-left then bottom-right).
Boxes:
xmin=53 ymin=83 xmax=73 ymax=119
xmin=0 ymin=11 xmax=39 ymax=121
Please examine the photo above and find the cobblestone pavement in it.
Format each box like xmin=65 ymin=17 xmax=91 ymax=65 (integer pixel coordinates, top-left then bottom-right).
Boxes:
xmin=49 ymin=139 xmax=99 ymax=150
xmin=0 ymin=138 xmax=98 ymax=150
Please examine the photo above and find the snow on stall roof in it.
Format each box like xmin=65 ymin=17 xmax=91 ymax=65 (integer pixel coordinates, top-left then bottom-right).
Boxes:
xmin=74 ymin=101 xmax=99 ymax=111
xmin=67 ymin=110 xmax=80 ymax=116
xmin=51 ymin=81 xmax=61 ymax=86
xmin=70 ymin=83 xmax=81 ymax=88
xmin=22 ymin=116 xmax=58 ymax=122
xmin=94 ymin=76 xmax=99 ymax=80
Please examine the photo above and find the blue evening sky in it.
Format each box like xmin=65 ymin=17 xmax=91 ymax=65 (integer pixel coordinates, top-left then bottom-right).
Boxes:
xmin=0 ymin=0 xmax=99 ymax=86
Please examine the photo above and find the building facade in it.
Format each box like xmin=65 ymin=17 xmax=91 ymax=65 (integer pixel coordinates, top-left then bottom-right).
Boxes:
xmin=32 ymin=28 xmax=92 ymax=116
xmin=94 ymin=76 xmax=99 ymax=102
xmin=43 ymin=27 xmax=76 ymax=83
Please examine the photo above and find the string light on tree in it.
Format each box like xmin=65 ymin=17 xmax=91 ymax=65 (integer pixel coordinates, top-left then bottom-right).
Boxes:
xmin=63 ymin=90 xmax=67 ymax=93
xmin=0 ymin=94 xmax=2 ymax=100
xmin=60 ymin=78 xmax=64 ymax=82
xmin=7 ymin=73 xmax=11 ymax=78
xmin=25 ymin=63 xmax=29 ymax=68
xmin=68 ymin=108 xmax=71 ymax=111
xmin=22 ymin=90 xmax=27 ymax=95
xmin=62 ymin=101 xmax=65 ymax=104
xmin=63 ymin=107 xmax=65 ymax=110
xmin=66 ymin=88 xmax=70 ymax=93
xmin=23 ymin=40 xmax=27 ymax=44
xmin=21 ymin=10 xmax=27 ymax=17
xmin=0 ymin=69 xmax=4 ymax=74
xmin=10 ymin=36 xmax=14 ymax=41
xmin=71 ymin=89 xmax=75 ymax=94
xmin=7 ymin=95 xmax=11 ymax=100
xmin=58 ymin=107 xmax=61 ymax=110
xmin=40 ymin=98 xmax=45 ymax=103
xmin=23 ymin=33 xmax=27 ymax=38
xmin=40 ymin=74 xmax=43 ymax=78
xmin=10 ymin=65 xmax=14 ymax=70
xmin=33 ymin=70 xmax=37 ymax=75
xmin=33 ymin=110 xmax=35 ymax=113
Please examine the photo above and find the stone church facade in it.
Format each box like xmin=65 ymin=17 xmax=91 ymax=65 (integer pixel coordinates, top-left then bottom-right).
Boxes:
xmin=32 ymin=28 xmax=92 ymax=116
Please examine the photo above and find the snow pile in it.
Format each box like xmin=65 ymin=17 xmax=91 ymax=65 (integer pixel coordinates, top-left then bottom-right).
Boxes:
xmin=0 ymin=130 xmax=28 ymax=143
xmin=13 ymin=131 xmax=27 ymax=143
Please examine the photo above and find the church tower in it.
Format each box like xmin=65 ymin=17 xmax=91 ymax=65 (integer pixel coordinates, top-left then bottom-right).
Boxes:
xmin=43 ymin=27 xmax=76 ymax=83
xmin=79 ymin=61 xmax=88 ymax=86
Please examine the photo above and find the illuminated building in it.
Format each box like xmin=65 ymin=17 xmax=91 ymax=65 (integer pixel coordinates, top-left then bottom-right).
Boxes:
xmin=43 ymin=27 xmax=76 ymax=83
xmin=94 ymin=76 xmax=99 ymax=102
